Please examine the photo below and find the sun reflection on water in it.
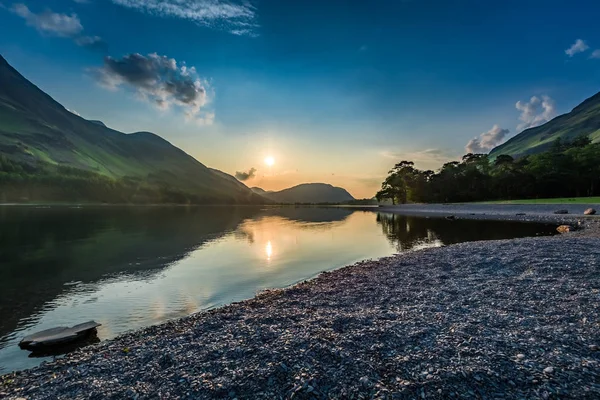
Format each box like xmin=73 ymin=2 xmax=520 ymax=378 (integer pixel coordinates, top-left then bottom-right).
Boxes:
xmin=265 ymin=240 xmax=273 ymax=261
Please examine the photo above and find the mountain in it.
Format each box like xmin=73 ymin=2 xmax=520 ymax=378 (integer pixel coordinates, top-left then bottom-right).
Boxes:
xmin=0 ymin=54 xmax=263 ymax=204
xmin=252 ymin=183 xmax=355 ymax=204
xmin=250 ymin=187 xmax=273 ymax=196
xmin=88 ymin=120 xmax=107 ymax=127
xmin=490 ymin=91 xmax=600 ymax=158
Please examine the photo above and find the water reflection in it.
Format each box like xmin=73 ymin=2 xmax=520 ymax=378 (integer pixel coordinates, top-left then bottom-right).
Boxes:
xmin=265 ymin=241 xmax=273 ymax=261
xmin=0 ymin=206 xmax=555 ymax=372
xmin=376 ymin=213 xmax=556 ymax=252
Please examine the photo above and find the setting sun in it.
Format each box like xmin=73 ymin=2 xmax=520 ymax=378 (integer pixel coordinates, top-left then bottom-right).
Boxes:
xmin=264 ymin=156 xmax=275 ymax=166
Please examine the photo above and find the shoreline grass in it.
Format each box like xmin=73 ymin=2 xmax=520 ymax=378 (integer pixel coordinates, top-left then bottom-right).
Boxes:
xmin=471 ymin=197 xmax=600 ymax=205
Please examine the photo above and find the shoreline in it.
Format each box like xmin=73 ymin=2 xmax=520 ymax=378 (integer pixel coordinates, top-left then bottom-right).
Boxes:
xmin=2 ymin=208 xmax=600 ymax=398
xmin=358 ymin=203 xmax=600 ymax=228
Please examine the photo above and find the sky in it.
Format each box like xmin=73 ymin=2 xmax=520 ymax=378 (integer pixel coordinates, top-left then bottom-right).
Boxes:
xmin=1 ymin=0 xmax=600 ymax=198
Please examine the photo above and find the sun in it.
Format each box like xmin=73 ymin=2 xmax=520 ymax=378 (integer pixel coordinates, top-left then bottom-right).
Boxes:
xmin=264 ymin=156 xmax=275 ymax=166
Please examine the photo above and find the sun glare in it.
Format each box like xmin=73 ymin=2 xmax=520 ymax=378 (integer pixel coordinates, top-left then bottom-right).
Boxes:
xmin=265 ymin=240 xmax=273 ymax=260
xmin=264 ymin=156 xmax=275 ymax=166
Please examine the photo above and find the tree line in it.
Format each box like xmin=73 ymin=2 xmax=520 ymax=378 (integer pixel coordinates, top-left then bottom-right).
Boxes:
xmin=376 ymin=136 xmax=600 ymax=204
xmin=0 ymin=155 xmax=248 ymax=204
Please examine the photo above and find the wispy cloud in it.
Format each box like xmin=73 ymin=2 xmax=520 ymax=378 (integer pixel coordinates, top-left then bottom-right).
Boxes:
xmin=590 ymin=49 xmax=600 ymax=59
xmin=565 ymin=39 xmax=589 ymax=57
xmin=92 ymin=53 xmax=213 ymax=125
xmin=515 ymin=95 xmax=557 ymax=130
xmin=11 ymin=3 xmax=83 ymax=37
xmin=465 ymin=125 xmax=510 ymax=154
xmin=10 ymin=3 xmax=107 ymax=51
xmin=235 ymin=167 xmax=257 ymax=181
xmin=75 ymin=35 xmax=108 ymax=52
xmin=110 ymin=0 xmax=258 ymax=35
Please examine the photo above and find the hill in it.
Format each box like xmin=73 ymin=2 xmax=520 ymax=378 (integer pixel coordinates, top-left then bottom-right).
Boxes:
xmin=252 ymin=183 xmax=355 ymax=204
xmin=0 ymin=54 xmax=263 ymax=204
xmin=490 ymin=91 xmax=600 ymax=157
xmin=250 ymin=187 xmax=273 ymax=196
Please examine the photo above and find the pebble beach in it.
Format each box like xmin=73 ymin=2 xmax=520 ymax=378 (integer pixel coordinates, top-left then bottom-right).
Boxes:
xmin=1 ymin=207 xmax=599 ymax=399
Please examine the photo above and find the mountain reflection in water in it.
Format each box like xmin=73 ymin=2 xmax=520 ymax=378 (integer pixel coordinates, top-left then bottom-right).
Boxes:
xmin=0 ymin=206 xmax=556 ymax=372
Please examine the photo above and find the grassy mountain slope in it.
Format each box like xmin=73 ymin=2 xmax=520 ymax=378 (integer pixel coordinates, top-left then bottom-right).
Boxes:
xmin=490 ymin=91 xmax=600 ymax=157
xmin=0 ymin=54 xmax=262 ymax=203
xmin=252 ymin=183 xmax=355 ymax=203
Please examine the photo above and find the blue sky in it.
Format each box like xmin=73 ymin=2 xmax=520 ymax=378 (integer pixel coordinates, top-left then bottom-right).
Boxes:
xmin=1 ymin=0 xmax=600 ymax=197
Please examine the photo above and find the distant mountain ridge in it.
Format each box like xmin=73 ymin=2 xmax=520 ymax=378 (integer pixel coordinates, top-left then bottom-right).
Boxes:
xmin=490 ymin=91 xmax=600 ymax=157
xmin=0 ymin=54 xmax=263 ymax=204
xmin=252 ymin=183 xmax=355 ymax=204
xmin=88 ymin=120 xmax=107 ymax=127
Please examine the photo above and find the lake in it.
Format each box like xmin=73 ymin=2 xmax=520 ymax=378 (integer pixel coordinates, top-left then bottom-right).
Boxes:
xmin=0 ymin=206 xmax=556 ymax=373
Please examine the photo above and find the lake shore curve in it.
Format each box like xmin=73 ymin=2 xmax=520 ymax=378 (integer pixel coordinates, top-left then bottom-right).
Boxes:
xmin=1 ymin=208 xmax=599 ymax=399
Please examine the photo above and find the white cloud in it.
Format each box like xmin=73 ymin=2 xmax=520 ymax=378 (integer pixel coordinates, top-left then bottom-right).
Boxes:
xmin=11 ymin=3 xmax=83 ymax=37
xmin=465 ymin=125 xmax=510 ymax=154
xmin=515 ymin=95 xmax=557 ymax=131
xmin=590 ymin=49 xmax=600 ymax=59
xmin=92 ymin=53 xmax=214 ymax=124
xmin=110 ymin=0 xmax=258 ymax=35
xmin=67 ymin=108 xmax=81 ymax=116
xmin=565 ymin=39 xmax=589 ymax=57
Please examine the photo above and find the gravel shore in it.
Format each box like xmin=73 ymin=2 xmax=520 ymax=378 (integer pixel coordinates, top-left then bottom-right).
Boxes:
xmin=2 ymin=225 xmax=600 ymax=398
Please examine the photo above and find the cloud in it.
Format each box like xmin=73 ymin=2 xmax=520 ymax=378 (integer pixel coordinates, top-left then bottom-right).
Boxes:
xmin=66 ymin=108 xmax=81 ymax=116
xmin=590 ymin=49 xmax=600 ymax=59
xmin=465 ymin=125 xmax=510 ymax=154
xmin=110 ymin=0 xmax=258 ymax=35
xmin=565 ymin=39 xmax=589 ymax=57
xmin=515 ymin=95 xmax=557 ymax=130
xmin=92 ymin=53 xmax=213 ymax=124
xmin=235 ymin=167 xmax=256 ymax=181
xmin=75 ymin=35 xmax=108 ymax=52
xmin=10 ymin=3 xmax=107 ymax=51
xmin=11 ymin=3 xmax=83 ymax=37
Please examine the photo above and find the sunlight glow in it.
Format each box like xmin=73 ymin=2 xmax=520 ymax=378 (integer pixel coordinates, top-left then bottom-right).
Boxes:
xmin=265 ymin=240 xmax=273 ymax=260
xmin=264 ymin=156 xmax=275 ymax=166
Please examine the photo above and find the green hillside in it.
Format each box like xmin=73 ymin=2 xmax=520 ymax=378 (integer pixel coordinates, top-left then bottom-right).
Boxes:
xmin=490 ymin=91 xmax=600 ymax=158
xmin=0 ymin=54 xmax=264 ymax=204
xmin=251 ymin=183 xmax=355 ymax=204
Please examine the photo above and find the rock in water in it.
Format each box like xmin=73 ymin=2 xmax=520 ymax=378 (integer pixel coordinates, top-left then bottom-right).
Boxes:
xmin=584 ymin=208 xmax=596 ymax=215
xmin=19 ymin=321 xmax=101 ymax=351
xmin=554 ymin=209 xmax=569 ymax=214
xmin=556 ymin=225 xmax=574 ymax=234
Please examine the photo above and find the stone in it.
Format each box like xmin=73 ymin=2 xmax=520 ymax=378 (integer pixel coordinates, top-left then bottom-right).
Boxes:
xmin=584 ymin=208 xmax=596 ymax=215
xmin=543 ymin=367 xmax=554 ymax=374
xmin=516 ymin=354 xmax=525 ymax=360
xmin=556 ymin=225 xmax=573 ymax=234
xmin=554 ymin=209 xmax=569 ymax=214
xmin=589 ymin=344 xmax=599 ymax=351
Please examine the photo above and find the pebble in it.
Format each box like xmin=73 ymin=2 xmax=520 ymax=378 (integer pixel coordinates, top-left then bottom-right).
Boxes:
xmin=1 ymin=235 xmax=599 ymax=399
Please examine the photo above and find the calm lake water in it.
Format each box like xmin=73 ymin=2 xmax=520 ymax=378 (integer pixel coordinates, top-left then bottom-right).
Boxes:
xmin=0 ymin=206 xmax=556 ymax=372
